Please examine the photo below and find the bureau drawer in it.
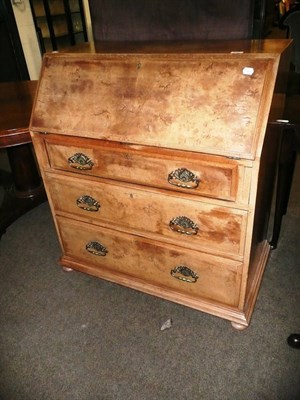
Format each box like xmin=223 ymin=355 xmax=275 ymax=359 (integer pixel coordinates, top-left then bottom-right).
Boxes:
xmin=45 ymin=135 xmax=242 ymax=202
xmin=47 ymin=173 xmax=247 ymax=257
xmin=57 ymin=216 xmax=242 ymax=307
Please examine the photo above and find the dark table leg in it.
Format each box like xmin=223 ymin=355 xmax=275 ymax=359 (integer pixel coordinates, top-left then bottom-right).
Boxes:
xmin=0 ymin=143 xmax=47 ymax=238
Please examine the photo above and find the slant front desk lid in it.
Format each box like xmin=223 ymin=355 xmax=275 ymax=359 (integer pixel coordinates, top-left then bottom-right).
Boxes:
xmin=30 ymin=45 xmax=287 ymax=159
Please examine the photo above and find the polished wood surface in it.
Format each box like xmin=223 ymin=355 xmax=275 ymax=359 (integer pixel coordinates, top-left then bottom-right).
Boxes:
xmin=0 ymin=80 xmax=46 ymax=238
xmin=63 ymin=38 xmax=292 ymax=55
xmin=0 ymin=80 xmax=37 ymax=146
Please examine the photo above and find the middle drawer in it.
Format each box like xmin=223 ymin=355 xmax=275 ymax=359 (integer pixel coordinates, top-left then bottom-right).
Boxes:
xmin=46 ymin=172 xmax=247 ymax=258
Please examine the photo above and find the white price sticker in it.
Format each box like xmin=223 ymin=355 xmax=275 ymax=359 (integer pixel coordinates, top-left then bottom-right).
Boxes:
xmin=242 ymin=67 xmax=254 ymax=76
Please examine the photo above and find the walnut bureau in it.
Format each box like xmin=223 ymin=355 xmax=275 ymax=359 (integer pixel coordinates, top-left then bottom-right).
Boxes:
xmin=30 ymin=40 xmax=291 ymax=329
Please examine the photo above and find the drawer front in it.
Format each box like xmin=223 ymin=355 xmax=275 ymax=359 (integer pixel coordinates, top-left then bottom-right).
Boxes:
xmin=45 ymin=135 xmax=241 ymax=202
xmin=57 ymin=216 xmax=242 ymax=307
xmin=47 ymin=173 xmax=247 ymax=257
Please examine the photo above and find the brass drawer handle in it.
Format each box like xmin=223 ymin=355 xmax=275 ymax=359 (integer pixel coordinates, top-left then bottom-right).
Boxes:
xmin=86 ymin=241 xmax=108 ymax=256
xmin=169 ymin=216 xmax=199 ymax=235
xmin=76 ymin=195 xmax=100 ymax=212
xmin=170 ymin=265 xmax=198 ymax=283
xmin=168 ymin=168 xmax=199 ymax=189
xmin=68 ymin=153 xmax=94 ymax=170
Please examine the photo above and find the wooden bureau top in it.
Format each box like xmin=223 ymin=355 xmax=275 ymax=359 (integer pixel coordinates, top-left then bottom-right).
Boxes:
xmin=63 ymin=39 xmax=292 ymax=56
xmin=30 ymin=40 xmax=291 ymax=160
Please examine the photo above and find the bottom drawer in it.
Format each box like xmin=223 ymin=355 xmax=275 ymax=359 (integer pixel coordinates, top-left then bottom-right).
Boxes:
xmin=57 ymin=216 xmax=242 ymax=307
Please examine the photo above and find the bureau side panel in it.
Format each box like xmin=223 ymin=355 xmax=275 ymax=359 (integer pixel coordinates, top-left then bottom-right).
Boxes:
xmin=30 ymin=133 xmax=65 ymax=251
xmin=242 ymin=123 xmax=282 ymax=317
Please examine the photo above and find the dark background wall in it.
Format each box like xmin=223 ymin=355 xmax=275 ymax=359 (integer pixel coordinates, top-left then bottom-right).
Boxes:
xmin=0 ymin=0 xmax=29 ymax=82
xmin=89 ymin=0 xmax=256 ymax=41
xmin=0 ymin=0 xmax=276 ymax=83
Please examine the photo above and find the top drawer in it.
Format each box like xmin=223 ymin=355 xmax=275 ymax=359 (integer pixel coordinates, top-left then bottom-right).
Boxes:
xmin=44 ymin=134 xmax=243 ymax=202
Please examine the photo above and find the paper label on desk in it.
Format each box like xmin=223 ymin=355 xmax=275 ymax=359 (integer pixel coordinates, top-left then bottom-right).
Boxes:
xmin=242 ymin=67 xmax=254 ymax=76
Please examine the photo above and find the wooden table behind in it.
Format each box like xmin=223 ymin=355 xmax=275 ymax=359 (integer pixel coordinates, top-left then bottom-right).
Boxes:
xmin=0 ymin=80 xmax=46 ymax=238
